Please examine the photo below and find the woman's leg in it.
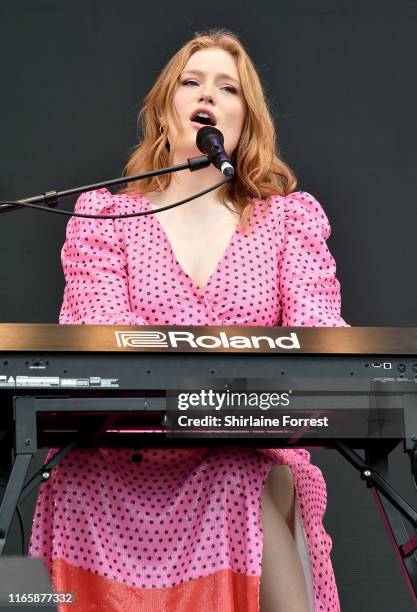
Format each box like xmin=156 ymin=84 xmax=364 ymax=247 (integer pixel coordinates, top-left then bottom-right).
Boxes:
xmin=260 ymin=465 xmax=311 ymax=612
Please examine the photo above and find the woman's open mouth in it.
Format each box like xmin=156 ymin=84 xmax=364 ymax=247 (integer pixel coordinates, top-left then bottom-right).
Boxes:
xmin=190 ymin=109 xmax=217 ymax=127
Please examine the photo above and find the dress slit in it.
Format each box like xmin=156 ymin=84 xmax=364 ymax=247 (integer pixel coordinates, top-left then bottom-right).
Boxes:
xmin=258 ymin=459 xmax=315 ymax=612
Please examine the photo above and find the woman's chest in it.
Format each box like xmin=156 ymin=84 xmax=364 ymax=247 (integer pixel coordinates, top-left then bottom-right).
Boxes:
xmin=123 ymin=210 xmax=282 ymax=318
xmin=154 ymin=214 xmax=238 ymax=290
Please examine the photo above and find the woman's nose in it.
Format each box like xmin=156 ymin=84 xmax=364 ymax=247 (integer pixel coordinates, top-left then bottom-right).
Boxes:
xmin=198 ymin=91 xmax=215 ymax=105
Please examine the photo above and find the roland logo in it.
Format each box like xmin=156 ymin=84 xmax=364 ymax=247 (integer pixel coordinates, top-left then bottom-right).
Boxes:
xmin=167 ymin=331 xmax=299 ymax=349
xmin=115 ymin=330 xmax=300 ymax=350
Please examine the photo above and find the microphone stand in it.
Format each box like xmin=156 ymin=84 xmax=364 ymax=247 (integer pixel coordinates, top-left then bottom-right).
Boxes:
xmin=0 ymin=155 xmax=211 ymax=215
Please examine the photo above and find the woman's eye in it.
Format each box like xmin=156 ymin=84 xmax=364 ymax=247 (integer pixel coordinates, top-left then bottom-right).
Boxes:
xmin=180 ymin=80 xmax=238 ymax=93
xmin=222 ymin=85 xmax=238 ymax=94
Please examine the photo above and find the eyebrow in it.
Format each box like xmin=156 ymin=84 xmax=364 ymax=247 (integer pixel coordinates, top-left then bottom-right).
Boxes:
xmin=181 ymin=69 xmax=240 ymax=85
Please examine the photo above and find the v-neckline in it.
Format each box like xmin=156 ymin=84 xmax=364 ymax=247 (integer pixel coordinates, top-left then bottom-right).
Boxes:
xmin=142 ymin=194 xmax=240 ymax=293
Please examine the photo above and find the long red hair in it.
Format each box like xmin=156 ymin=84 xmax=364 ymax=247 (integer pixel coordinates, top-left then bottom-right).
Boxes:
xmin=122 ymin=29 xmax=297 ymax=230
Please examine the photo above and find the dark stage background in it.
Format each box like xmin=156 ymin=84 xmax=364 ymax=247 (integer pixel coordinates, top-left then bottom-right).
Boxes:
xmin=1 ymin=1 xmax=417 ymax=610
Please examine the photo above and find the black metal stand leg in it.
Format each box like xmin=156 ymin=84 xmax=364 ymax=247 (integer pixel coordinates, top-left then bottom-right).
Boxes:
xmin=18 ymin=441 xmax=80 ymax=506
xmin=334 ymin=440 xmax=417 ymax=523
xmin=0 ymin=454 xmax=32 ymax=555
xmin=334 ymin=439 xmax=417 ymax=606
xmin=0 ymin=396 xmax=41 ymax=556
xmin=372 ymin=487 xmax=417 ymax=607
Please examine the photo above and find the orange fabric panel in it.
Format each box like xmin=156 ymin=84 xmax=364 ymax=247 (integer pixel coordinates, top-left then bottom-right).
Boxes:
xmin=52 ymin=557 xmax=260 ymax=612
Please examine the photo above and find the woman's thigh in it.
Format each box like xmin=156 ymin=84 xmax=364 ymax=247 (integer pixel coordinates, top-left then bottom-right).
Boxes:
xmin=263 ymin=464 xmax=295 ymax=536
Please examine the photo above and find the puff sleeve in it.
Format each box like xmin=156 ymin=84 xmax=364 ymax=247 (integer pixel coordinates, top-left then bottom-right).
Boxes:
xmin=278 ymin=191 xmax=348 ymax=327
xmin=59 ymin=188 xmax=147 ymax=325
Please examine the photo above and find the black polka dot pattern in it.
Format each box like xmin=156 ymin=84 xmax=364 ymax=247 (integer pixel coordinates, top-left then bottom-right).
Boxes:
xmin=30 ymin=447 xmax=340 ymax=610
xmin=58 ymin=188 xmax=346 ymax=329
xmin=29 ymin=188 xmax=347 ymax=611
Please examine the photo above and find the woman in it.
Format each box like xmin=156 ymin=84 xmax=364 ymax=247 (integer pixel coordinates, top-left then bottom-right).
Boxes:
xmin=30 ymin=29 xmax=347 ymax=612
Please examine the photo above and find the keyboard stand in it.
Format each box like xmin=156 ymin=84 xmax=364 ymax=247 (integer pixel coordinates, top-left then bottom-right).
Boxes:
xmin=1 ymin=395 xmax=417 ymax=608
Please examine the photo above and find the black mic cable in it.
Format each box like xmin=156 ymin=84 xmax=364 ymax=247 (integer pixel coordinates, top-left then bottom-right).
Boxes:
xmin=0 ymin=177 xmax=231 ymax=219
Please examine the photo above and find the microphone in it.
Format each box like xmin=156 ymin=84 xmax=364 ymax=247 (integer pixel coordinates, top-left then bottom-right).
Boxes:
xmin=196 ymin=127 xmax=235 ymax=177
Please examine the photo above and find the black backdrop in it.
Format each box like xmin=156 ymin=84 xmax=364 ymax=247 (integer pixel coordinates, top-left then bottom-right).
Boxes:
xmin=1 ymin=1 xmax=417 ymax=610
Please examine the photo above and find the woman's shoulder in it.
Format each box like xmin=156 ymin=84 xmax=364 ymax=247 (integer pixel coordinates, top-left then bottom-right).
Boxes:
xmin=267 ymin=190 xmax=326 ymax=214
xmin=73 ymin=188 xmax=148 ymax=216
xmin=265 ymin=190 xmax=331 ymax=235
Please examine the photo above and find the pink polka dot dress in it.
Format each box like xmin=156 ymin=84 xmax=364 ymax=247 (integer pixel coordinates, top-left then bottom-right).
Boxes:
xmin=29 ymin=188 xmax=347 ymax=611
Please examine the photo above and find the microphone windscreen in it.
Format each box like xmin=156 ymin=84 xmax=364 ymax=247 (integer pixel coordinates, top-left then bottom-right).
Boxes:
xmin=196 ymin=126 xmax=224 ymax=153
